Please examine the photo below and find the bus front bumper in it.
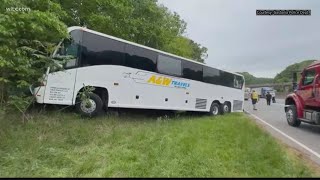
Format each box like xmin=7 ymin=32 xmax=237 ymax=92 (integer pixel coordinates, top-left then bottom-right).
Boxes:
xmin=30 ymin=85 xmax=45 ymax=104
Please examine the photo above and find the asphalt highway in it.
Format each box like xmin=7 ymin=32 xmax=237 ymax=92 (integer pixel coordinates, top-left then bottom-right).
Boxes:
xmin=244 ymin=98 xmax=320 ymax=165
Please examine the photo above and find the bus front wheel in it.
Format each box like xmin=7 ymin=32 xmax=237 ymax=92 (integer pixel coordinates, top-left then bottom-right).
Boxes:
xmin=209 ymin=103 xmax=221 ymax=116
xmin=76 ymin=93 xmax=103 ymax=117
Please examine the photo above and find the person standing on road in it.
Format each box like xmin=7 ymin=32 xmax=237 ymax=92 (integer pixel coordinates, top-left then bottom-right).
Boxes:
xmin=266 ymin=91 xmax=272 ymax=106
xmin=251 ymin=90 xmax=259 ymax=110
xmin=272 ymin=94 xmax=276 ymax=103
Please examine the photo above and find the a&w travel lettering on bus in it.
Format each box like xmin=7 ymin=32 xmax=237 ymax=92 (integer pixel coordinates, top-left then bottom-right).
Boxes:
xmin=147 ymin=75 xmax=190 ymax=89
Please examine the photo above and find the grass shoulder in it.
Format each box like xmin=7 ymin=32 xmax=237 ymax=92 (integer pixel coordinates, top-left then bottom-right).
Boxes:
xmin=0 ymin=108 xmax=318 ymax=177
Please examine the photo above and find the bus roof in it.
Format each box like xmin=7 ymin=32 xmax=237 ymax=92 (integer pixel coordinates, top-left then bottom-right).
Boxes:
xmin=67 ymin=26 xmax=243 ymax=78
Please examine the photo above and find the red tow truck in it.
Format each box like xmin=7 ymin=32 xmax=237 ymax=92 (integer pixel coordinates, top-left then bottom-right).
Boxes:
xmin=285 ymin=60 xmax=320 ymax=127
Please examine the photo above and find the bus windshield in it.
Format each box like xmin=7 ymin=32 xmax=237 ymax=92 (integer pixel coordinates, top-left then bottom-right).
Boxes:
xmin=52 ymin=30 xmax=82 ymax=70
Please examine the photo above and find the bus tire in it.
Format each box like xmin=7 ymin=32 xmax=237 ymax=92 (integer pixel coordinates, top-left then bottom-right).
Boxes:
xmin=102 ymin=93 xmax=109 ymax=112
xmin=209 ymin=103 xmax=220 ymax=116
xmin=221 ymin=102 xmax=231 ymax=114
xmin=76 ymin=93 xmax=103 ymax=117
xmin=286 ymin=105 xmax=301 ymax=127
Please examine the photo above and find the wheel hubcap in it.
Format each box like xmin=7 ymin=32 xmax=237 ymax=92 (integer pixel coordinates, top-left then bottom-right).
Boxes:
xmin=286 ymin=109 xmax=293 ymax=122
xmin=212 ymin=106 xmax=219 ymax=115
xmin=223 ymin=105 xmax=229 ymax=112
xmin=80 ymin=99 xmax=96 ymax=114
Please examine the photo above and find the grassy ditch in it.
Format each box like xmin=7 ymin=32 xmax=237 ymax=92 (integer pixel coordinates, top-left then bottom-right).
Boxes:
xmin=0 ymin=109 xmax=316 ymax=177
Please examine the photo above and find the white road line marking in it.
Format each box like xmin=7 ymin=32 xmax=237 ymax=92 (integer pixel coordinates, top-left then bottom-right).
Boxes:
xmin=273 ymin=103 xmax=285 ymax=106
xmin=244 ymin=110 xmax=320 ymax=160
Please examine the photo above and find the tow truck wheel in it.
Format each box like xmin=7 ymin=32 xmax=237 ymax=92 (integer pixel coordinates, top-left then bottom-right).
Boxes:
xmin=286 ymin=105 xmax=301 ymax=127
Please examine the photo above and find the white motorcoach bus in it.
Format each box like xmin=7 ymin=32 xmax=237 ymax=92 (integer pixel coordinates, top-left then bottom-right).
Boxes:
xmin=31 ymin=26 xmax=245 ymax=117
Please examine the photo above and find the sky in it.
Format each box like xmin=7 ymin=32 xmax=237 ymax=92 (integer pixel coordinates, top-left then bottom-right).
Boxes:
xmin=158 ymin=0 xmax=320 ymax=78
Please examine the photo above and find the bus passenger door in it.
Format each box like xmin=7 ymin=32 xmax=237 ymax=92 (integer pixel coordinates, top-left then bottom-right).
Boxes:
xmin=43 ymin=68 xmax=77 ymax=105
xmin=43 ymin=36 xmax=79 ymax=105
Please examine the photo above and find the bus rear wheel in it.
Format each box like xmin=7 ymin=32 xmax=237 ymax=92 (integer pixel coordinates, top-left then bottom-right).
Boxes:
xmin=76 ymin=93 xmax=103 ymax=117
xmin=209 ymin=103 xmax=221 ymax=116
xmin=221 ymin=102 xmax=231 ymax=114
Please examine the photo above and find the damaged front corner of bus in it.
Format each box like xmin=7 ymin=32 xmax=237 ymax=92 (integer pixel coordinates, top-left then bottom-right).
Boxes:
xmin=29 ymin=67 xmax=50 ymax=104
xmin=30 ymin=27 xmax=82 ymax=104
xmin=29 ymin=39 xmax=66 ymax=104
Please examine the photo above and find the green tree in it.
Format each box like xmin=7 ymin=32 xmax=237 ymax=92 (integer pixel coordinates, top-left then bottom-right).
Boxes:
xmin=0 ymin=0 xmax=68 ymax=113
xmin=55 ymin=0 xmax=207 ymax=62
xmin=237 ymin=72 xmax=273 ymax=85
xmin=0 ymin=0 xmax=209 ymax=116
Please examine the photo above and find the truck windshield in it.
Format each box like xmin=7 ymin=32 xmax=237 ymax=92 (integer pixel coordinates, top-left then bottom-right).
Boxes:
xmin=303 ymin=69 xmax=316 ymax=86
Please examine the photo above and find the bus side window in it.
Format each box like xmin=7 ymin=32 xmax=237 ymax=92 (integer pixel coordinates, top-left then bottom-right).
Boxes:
xmin=157 ymin=54 xmax=182 ymax=77
xmin=182 ymin=61 xmax=203 ymax=81
xmin=125 ymin=44 xmax=157 ymax=72
xmin=81 ymin=31 xmax=126 ymax=67
xmin=203 ymin=66 xmax=221 ymax=85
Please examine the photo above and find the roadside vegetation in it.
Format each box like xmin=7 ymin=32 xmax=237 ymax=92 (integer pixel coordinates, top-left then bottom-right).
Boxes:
xmin=0 ymin=0 xmax=208 ymax=116
xmin=239 ymin=59 xmax=317 ymax=86
xmin=237 ymin=72 xmax=273 ymax=85
xmin=0 ymin=108 xmax=317 ymax=177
